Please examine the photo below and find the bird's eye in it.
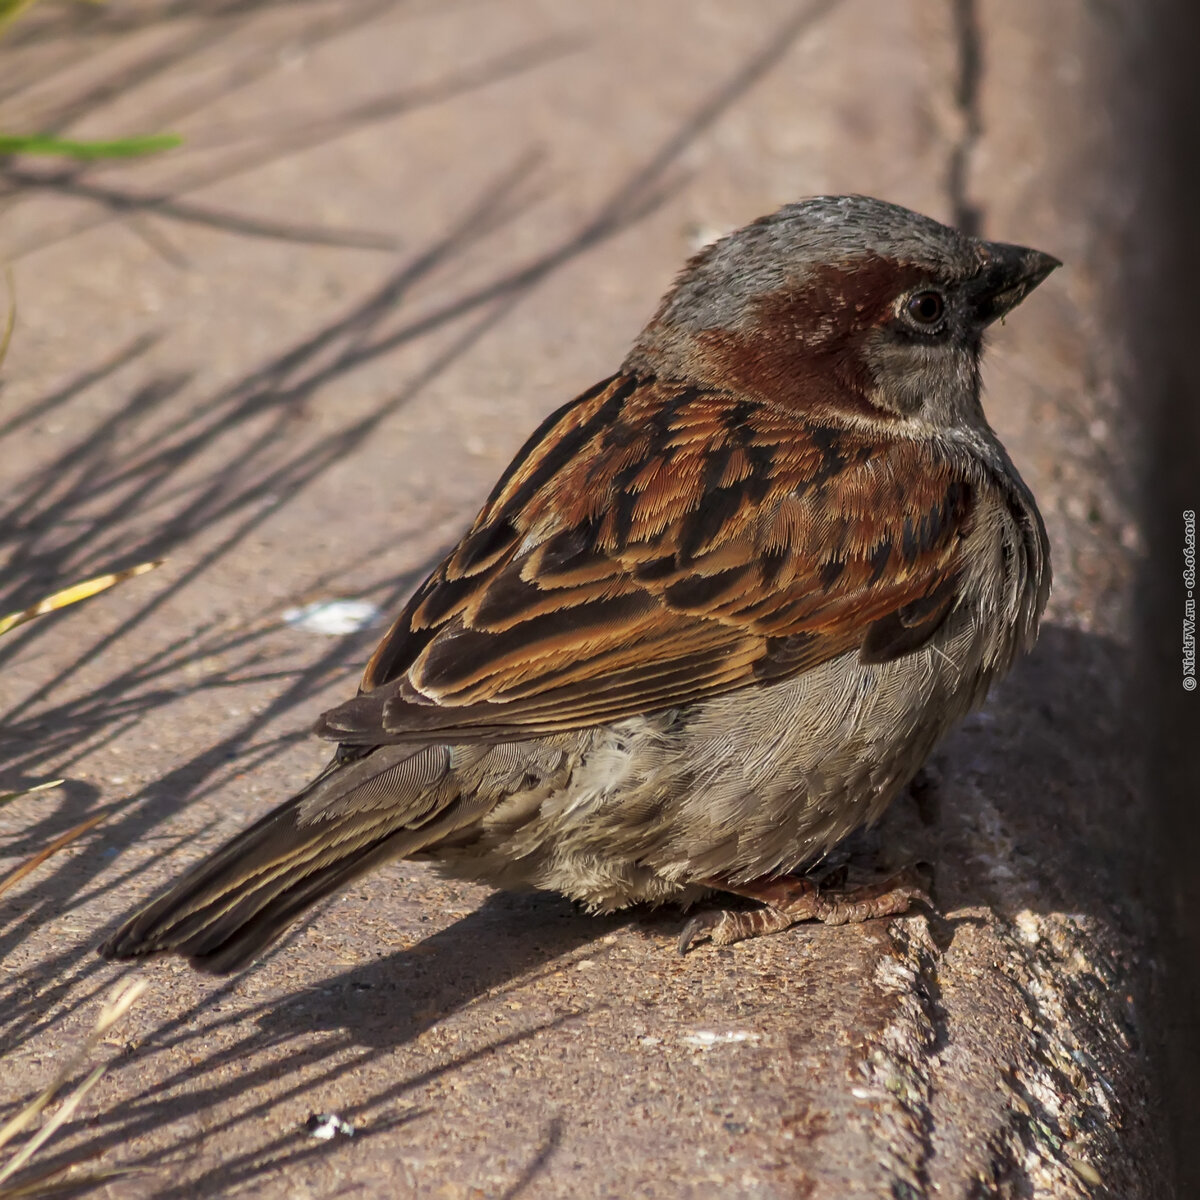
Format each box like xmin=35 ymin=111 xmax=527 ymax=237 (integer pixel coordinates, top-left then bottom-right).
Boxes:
xmin=905 ymin=290 xmax=945 ymax=326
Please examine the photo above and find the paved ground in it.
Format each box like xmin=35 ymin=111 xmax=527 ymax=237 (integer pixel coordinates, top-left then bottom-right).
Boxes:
xmin=0 ymin=1 xmax=1174 ymax=1196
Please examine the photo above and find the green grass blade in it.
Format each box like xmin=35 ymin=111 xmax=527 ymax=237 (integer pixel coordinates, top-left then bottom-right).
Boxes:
xmin=0 ymin=132 xmax=181 ymax=160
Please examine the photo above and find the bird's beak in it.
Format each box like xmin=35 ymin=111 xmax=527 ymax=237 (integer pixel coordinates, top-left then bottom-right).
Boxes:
xmin=968 ymin=242 xmax=1061 ymax=326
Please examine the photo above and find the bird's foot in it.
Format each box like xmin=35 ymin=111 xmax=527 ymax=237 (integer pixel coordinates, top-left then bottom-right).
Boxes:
xmin=677 ymin=863 xmax=934 ymax=954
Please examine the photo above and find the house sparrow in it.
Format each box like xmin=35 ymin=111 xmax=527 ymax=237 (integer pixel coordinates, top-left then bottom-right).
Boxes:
xmin=102 ymin=195 xmax=1055 ymax=972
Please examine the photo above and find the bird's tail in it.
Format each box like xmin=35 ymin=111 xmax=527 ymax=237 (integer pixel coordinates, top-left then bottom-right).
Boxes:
xmin=101 ymin=747 xmax=455 ymax=973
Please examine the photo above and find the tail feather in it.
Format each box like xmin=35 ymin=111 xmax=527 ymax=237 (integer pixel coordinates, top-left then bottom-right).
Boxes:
xmin=100 ymin=746 xmax=460 ymax=973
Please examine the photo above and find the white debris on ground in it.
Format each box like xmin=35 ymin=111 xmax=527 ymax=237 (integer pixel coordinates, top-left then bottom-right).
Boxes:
xmin=283 ymin=599 xmax=381 ymax=636
xmin=680 ymin=1031 xmax=762 ymax=1048
xmin=304 ymin=1113 xmax=356 ymax=1140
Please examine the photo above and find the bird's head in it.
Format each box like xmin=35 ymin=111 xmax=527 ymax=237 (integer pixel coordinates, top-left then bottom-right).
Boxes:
xmin=624 ymin=194 xmax=1060 ymax=429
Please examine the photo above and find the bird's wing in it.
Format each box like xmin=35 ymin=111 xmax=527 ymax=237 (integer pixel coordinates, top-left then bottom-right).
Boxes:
xmin=317 ymin=374 xmax=976 ymax=745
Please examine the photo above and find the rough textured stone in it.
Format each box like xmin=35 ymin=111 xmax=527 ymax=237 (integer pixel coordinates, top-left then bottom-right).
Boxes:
xmin=0 ymin=1 xmax=1173 ymax=1196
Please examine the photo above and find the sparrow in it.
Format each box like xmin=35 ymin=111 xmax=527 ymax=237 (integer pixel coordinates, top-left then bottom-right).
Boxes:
xmin=102 ymin=195 xmax=1055 ymax=973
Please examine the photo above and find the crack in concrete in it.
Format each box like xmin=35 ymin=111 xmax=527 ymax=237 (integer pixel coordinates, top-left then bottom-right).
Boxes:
xmin=991 ymin=914 xmax=1127 ymax=1198
xmin=862 ymin=908 xmax=1126 ymax=1199
xmin=857 ymin=922 xmax=943 ymax=1199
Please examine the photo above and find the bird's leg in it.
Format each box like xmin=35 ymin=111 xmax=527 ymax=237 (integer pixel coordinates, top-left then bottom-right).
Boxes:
xmin=677 ymin=863 xmax=933 ymax=954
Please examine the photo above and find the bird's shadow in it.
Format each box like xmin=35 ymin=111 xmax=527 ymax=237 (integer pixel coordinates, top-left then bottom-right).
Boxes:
xmin=262 ymin=890 xmax=622 ymax=1050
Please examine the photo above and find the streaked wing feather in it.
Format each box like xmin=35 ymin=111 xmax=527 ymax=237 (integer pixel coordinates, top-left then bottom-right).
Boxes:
xmin=317 ymin=375 xmax=975 ymax=745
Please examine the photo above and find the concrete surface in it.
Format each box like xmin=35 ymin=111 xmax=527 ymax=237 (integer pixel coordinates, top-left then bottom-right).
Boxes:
xmin=0 ymin=1 xmax=1173 ymax=1196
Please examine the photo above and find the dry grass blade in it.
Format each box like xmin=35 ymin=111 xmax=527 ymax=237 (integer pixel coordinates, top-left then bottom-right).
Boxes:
xmin=0 ymin=811 xmax=106 ymax=900
xmin=0 ymin=560 xmax=160 ymax=805
xmin=0 ymin=560 xmax=161 ymax=637
xmin=0 ymin=979 xmax=147 ymax=1152
xmin=0 ymin=780 xmax=61 ymax=811
xmin=0 ymin=1068 xmax=104 ymax=1184
xmin=0 ymin=978 xmax=147 ymax=1197
xmin=0 ymin=1164 xmax=132 ymax=1199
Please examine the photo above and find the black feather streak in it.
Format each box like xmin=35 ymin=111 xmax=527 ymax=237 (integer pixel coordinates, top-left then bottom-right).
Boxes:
xmin=454 ymin=518 xmax=516 ymax=576
xmin=760 ymin=543 xmax=791 ymax=589
xmin=819 ymin=558 xmax=846 ymax=589
xmin=488 ymin=373 xmax=639 ymax=520
xmin=867 ymin=541 xmax=892 ymax=583
xmin=678 ymin=486 xmax=744 ymax=564
xmin=417 ymin=592 xmax=652 ymax=691
xmin=663 ymin=566 xmax=751 ymax=610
